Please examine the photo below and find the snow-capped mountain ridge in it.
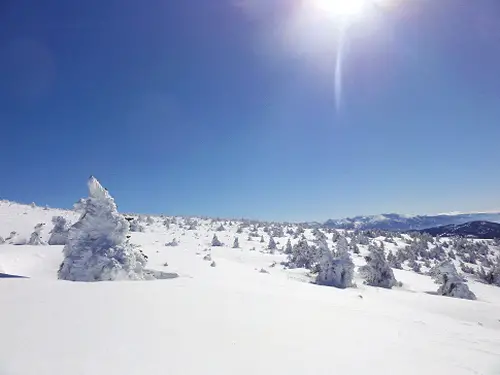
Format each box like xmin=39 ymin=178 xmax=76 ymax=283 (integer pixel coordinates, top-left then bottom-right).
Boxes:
xmin=324 ymin=212 xmax=500 ymax=231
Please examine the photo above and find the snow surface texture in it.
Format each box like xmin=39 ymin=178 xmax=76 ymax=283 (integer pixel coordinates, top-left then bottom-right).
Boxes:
xmin=1 ymin=199 xmax=500 ymax=374
xmin=58 ymin=177 xmax=150 ymax=281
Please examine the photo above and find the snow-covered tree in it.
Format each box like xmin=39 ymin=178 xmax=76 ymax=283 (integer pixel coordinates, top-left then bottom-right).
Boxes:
xmin=211 ymin=234 xmax=222 ymax=247
xmin=0 ymin=236 xmax=4 ymax=245
xmin=28 ymin=223 xmax=46 ymax=245
xmin=127 ymin=217 xmax=145 ymax=233
xmin=260 ymin=235 xmax=265 ymax=243
xmin=429 ymin=261 xmax=476 ymax=300
xmin=284 ymin=238 xmax=293 ymax=254
xmin=477 ymin=261 xmax=500 ymax=286
xmin=316 ymin=239 xmax=354 ymax=289
xmin=359 ymin=244 xmax=399 ymax=289
xmin=48 ymin=216 xmax=69 ymax=245
xmin=233 ymin=237 xmax=240 ymax=249
xmin=268 ymin=236 xmax=277 ymax=251
xmin=288 ymin=236 xmax=313 ymax=269
xmin=331 ymin=230 xmax=340 ymax=243
xmin=216 ymin=224 xmax=225 ymax=232
xmin=58 ymin=177 xmax=150 ymax=282
xmin=387 ymin=251 xmax=402 ymax=269
xmin=335 ymin=235 xmax=349 ymax=257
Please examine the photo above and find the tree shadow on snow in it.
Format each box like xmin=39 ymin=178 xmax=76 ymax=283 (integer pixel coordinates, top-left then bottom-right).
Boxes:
xmin=0 ymin=273 xmax=28 ymax=279
xmin=144 ymin=269 xmax=179 ymax=280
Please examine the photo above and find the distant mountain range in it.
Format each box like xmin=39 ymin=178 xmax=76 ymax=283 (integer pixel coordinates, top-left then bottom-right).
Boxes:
xmin=323 ymin=212 xmax=500 ymax=231
xmin=416 ymin=221 xmax=500 ymax=239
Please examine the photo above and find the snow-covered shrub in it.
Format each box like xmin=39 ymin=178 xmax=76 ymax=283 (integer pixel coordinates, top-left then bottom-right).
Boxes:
xmin=127 ymin=218 xmax=145 ymax=233
xmin=0 ymin=236 xmax=4 ymax=245
xmin=211 ymin=234 xmax=222 ymax=247
xmin=5 ymin=231 xmax=17 ymax=241
xmin=165 ymin=238 xmax=178 ymax=247
xmin=429 ymin=261 xmax=476 ymax=300
xmin=408 ymin=259 xmax=422 ymax=273
xmin=28 ymin=223 xmax=46 ymax=245
xmin=216 ymin=224 xmax=225 ymax=232
xmin=48 ymin=216 xmax=69 ymax=245
xmin=359 ymin=244 xmax=399 ymax=289
xmin=477 ymin=261 xmax=500 ymax=286
xmin=58 ymin=177 xmax=150 ymax=282
xmin=460 ymin=261 xmax=475 ymax=275
xmin=233 ymin=237 xmax=240 ymax=248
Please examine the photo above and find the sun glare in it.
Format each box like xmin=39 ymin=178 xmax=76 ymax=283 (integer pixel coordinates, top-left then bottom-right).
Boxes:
xmin=314 ymin=0 xmax=369 ymax=18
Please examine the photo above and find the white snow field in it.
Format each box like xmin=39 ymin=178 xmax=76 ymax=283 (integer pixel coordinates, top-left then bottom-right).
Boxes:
xmin=1 ymin=200 xmax=500 ymax=375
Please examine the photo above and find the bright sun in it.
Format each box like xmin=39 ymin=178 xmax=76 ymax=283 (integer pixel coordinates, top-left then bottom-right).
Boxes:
xmin=314 ymin=0 xmax=369 ymax=17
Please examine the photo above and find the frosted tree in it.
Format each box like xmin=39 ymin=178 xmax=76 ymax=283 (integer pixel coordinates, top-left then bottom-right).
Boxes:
xmin=387 ymin=251 xmax=402 ymax=269
xmin=476 ymin=258 xmax=500 ymax=286
xmin=28 ymin=223 xmax=46 ymax=245
xmin=429 ymin=261 xmax=476 ymax=300
xmin=359 ymin=244 xmax=399 ymax=288
xmin=58 ymin=177 xmax=150 ymax=282
xmin=260 ymin=235 xmax=265 ymax=243
xmin=216 ymin=224 xmax=225 ymax=232
xmin=268 ymin=236 xmax=277 ymax=251
xmin=288 ymin=236 xmax=313 ymax=269
xmin=284 ymin=238 xmax=293 ymax=254
xmin=128 ymin=218 xmax=145 ymax=233
xmin=211 ymin=234 xmax=222 ymax=247
xmin=48 ymin=216 xmax=69 ymax=245
xmin=335 ymin=235 xmax=349 ymax=257
xmin=315 ymin=243 xmax=354 ymax=289
xmin=233 ymin=237 xmax=240 ymax=249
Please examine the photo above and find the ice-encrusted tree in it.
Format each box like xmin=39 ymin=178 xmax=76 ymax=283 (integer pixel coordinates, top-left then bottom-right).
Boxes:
xmin=268 ymin=236 xmax=277 ymax=251
xmin=477 ymin=262 xmax=500 ymax=286
xmin=48 ymin=216 xmax=69 ymax=245
xmin=287 ymin=236 xmax=313 ymax=269
xmin=211 ymin=234 xmax=222 ymax=247
xmin=58 ymin=177 xmax=150 ymax=282
xmin=28 ymin=223 xmax=46 ymax=245
xmin=429 ymin=261 xmax=476 ymax=300
xmin=359 ymin=244 xmax=399 ymax=288
xmin=233 ymin=237 xmax=240 ymax=249
xmin=316 ymin=240 xmax=354 ymax=289
xmin=127 ymin=217 xmax=145 ymax=232
xmin=335 ymin=235 xmax=349 ymax=257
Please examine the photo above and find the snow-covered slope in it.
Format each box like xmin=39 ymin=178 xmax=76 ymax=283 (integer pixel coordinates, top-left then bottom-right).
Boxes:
xmin=0 ymin=200 xmax=500 ymax=375
xmin=324 ymin=212 xmax=500 ymax=231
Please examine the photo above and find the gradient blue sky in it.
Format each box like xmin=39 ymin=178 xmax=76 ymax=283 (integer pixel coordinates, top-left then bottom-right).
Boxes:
xmin=0 ymin=0 xmax=499 ymax=221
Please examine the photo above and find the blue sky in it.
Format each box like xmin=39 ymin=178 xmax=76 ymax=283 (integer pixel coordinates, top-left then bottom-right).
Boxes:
xmin=0 ymin=0 xmax=499 ymax=222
